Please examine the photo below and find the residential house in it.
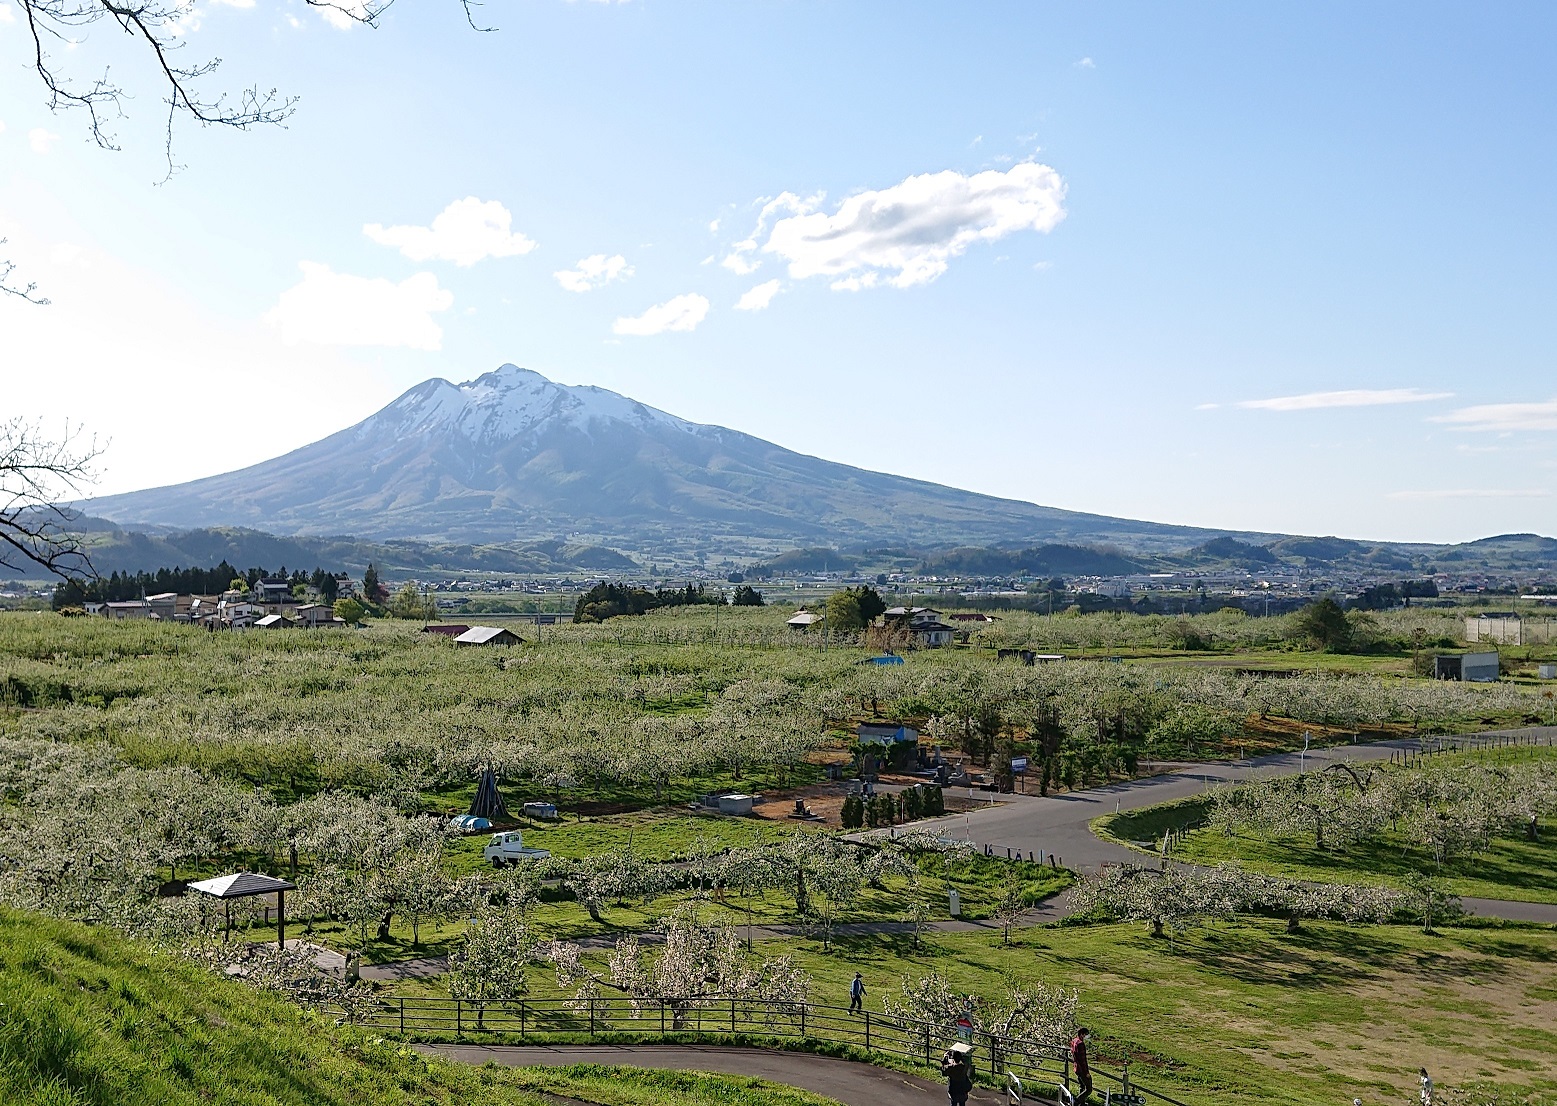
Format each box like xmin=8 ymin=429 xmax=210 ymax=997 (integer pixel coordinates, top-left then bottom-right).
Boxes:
xmin=145 ymin=592 xmax=186 ymax=622
xmin=252 ymin=578 xmax=296 ymax=606
xmin=103 ymin=600 xmax=151 ymax=620
xmin=295 ymin=603 xmax=342 ymax=628
xmin=884 ymin=606 xmax=954 ymax=648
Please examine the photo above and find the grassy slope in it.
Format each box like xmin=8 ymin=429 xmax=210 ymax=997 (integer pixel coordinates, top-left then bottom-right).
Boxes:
xmin=0 ymin=908 xmax=840 ymax=1106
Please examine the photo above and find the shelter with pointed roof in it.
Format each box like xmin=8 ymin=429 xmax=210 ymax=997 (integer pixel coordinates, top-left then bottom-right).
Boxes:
xmin=189 ymin=871 xmax=297 ymax=946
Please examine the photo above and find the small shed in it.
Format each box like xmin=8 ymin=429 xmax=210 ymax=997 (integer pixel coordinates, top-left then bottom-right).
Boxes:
xmin=786 ymin=609 xmax=823 ymax=630
xmin=188 ymin=872 xmax=297 ymax=947
xmin=717 ymin=793 xmax=755 ymax=815
xmin=1434 ymin=651 xmax=1500 ymax=682
xmin=1538 ymin=663 xmax=1556 ymax=680
xmin=254 ymin=613 xmax=296 ymax=629
xmin=455 ymin=626 xmax=523 ymax=646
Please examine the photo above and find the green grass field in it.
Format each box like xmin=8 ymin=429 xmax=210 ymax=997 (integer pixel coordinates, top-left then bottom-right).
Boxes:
xmin=380 ymin=915 xmax=1557 ymax=1106
xmin=0 ymin=907 xmax=842 ymax=1106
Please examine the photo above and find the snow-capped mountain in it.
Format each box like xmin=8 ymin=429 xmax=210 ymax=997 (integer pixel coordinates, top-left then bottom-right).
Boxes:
xmin=83 ymin=364 xmax=1241 ymax=551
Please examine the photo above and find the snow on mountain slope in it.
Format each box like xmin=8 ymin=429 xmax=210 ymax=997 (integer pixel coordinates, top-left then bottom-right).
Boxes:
xmin=81 ymin=364 xmax=1253 ymax=552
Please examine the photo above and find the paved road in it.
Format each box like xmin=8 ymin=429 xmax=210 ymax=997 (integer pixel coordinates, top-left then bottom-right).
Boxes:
xmin=418 ymin=1043 xmax=1022 ymax=1106
xmin=905 ymin=727 xmax=1557 ymax=875
xmin=350 ymin=727 xmax=1555 ymax=981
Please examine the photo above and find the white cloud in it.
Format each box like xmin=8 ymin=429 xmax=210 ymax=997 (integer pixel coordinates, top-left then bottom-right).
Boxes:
xmin=264 ymin=261 xmax=453 ymax=350
xmin=1432 ymin=398 xmax=1557 ymax=432
xmin=0 ymin=205 xmax=389 ymax=498
xmin=746 ymin=163 xmax=1066 ymax=289
xmin=28 ymin=129 xmax=59 ymax=154
xmin=1387 ymin=488 xmax=1550 ymax=501
xmin=708 ymin=217 xmax=721 ymax=233
xmin=735 ymin=279 xmax=781 ymax=312
xmin=209 ymin=0 xmax=255 ymax=7
xmin=720 ymin=192 xmax=823 ymax=275
xmin=554 ymin=253 xmax=632 ymax=293
xmin=0 ymin=4 xmax=15 ymax=23
xmin=1076 ymin=56 xmax=1095 ymax=68
xmin=1235 ymin=388 xmax=1453 ymax=412
xmin=612 ymin=293 xmax=709 ymax=336
xmin=364 ymin=197 xmax=536 ymax=266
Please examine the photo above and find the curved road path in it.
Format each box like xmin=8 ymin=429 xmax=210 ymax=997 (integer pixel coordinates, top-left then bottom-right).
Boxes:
xmin=356 ymin=727 xmax=1557 ymax=982
xmin=899 ymin=725 xmax=1557 ymax=923
xmin=418 ymin=1043 xmax=1024 ymax=1106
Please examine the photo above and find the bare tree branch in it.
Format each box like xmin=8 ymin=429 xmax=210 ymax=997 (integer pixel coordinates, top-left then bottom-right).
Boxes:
xmin=1 ymin=242 xmax=50 ymax=305
xmin=0 ymin=419 xmax=105 ymax=580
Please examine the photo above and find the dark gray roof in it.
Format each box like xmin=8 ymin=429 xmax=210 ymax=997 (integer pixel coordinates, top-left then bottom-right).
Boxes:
xmin=188 ymin=872 xmax=298 ymax=898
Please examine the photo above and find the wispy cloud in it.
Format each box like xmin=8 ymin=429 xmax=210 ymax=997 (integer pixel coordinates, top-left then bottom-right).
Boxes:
xmin=1432 ymin=398 xmax=1557 ymax=432
xmin=612 ymin=293 xmax=709 ymax=336
xmin=1075 ymin=56 xmax=1095 ymax=69
xmin=28 ymin=128 xmax=60 ymax=154
xmin=1233 ymin=388 xmax=1453 ymax=412
xmin=735 ymin=279 xmax=781 ymax=312
xmin=554 ymin=253 xmax=632 ymax=293
xmin=1387 ymin=488 xmax=1550 ymax=501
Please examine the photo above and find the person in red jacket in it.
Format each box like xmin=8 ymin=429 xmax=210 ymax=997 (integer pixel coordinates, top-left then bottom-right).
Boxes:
xmin=1069 ymin=1027 xmax=1094 ymax=1102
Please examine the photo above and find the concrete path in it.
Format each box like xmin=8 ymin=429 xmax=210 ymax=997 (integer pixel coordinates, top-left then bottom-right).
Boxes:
xmin=418 ymin=1043 xmax=1023 ymax=1106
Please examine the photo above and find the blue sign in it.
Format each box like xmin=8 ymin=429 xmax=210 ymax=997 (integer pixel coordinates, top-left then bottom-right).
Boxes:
xmin=1010 ymin=757 xmax=1028 ymax=773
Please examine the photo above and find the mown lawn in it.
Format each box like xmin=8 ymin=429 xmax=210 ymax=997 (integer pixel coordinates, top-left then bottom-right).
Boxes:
xmin=765 ymin=920 xmax=1557 ymax=1106
xmin=382 ymin=915 xmax=1557 ymax=1106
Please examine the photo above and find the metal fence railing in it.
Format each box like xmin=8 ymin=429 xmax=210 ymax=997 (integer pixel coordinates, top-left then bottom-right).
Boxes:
xmin=331 ymin=994 xmax=1190 ymax=1105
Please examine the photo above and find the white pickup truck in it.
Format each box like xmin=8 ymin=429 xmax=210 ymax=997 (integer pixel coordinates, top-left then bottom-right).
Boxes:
xmin=482 ymin=830 xmax=551 ymax=867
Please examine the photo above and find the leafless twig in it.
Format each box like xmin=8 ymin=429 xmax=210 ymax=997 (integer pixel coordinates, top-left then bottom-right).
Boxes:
xmin=0 ymin=418 xmax=105 ymax=579
xmin=0 ymin=242 xmax=50 ymax=306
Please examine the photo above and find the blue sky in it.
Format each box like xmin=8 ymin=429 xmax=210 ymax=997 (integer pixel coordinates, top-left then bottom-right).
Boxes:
xmin=2 ymin=1 xmax=1554 ymax=544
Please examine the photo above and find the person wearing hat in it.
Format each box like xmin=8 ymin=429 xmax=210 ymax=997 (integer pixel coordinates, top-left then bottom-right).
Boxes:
xmin=942 ymin=1043 xmax=974 ymax=1106
xmin=849 ymin=972 xmax=866 ymax=1014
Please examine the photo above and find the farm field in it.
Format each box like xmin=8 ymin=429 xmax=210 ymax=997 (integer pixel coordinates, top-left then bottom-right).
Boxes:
xmin=3 ymin=608 xmax=1556 ymax=1106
